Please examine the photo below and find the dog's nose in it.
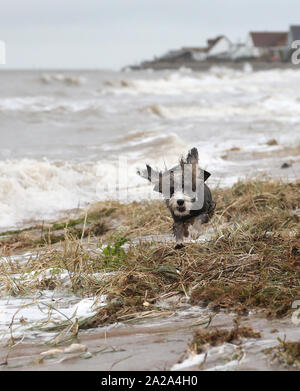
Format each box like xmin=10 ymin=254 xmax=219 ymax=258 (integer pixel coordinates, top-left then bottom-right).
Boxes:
xmin=177 ymin=199 xmax=184 ymax=206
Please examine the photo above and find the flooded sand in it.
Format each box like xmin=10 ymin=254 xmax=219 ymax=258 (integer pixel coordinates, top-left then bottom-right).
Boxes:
xmin=1 ymin=307 xmax=299 ymax=371
xmin=222 ymin=145 xmax=300 ymax=182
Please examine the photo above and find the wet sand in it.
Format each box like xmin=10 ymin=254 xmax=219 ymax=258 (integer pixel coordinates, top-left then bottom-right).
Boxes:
xmin=220 ymin=146 xmax=300 ymax=184
xmin=1 ymin=306 xmax=299 ymax=371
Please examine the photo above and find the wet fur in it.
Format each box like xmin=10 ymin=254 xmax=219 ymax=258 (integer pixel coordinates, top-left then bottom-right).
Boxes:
xmin=168 ymin=183 xmax=216 ymax=248
xmin=137 ymin=147 xmax=216 ymax=249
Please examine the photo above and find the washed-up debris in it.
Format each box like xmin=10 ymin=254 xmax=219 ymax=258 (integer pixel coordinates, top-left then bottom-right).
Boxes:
xmin=281 ymin=162 xmax=292 ymax=169
xmin=266 ymin=139 xmax=278 ymax=146
xmin=40 ymin=348 xmax=64 ymax=356
xmin=40 ymin=343 xmax=88 ymax=357
xmin=63 ymin=343 xmax=88 ymax=354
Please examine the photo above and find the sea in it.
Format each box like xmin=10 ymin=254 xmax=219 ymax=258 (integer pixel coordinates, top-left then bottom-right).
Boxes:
xmin=1 ymin=64 xmax=300 ymax=231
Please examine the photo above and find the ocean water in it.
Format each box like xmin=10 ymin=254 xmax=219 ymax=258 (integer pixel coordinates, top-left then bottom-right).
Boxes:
xmin=1 ymin=65 xmax=300 ymax=230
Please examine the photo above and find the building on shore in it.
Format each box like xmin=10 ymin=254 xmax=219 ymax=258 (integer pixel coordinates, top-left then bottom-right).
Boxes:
xmin=206 ymin=35 xmax=232 ymax=59
xmin=156 ymin=35 xmax=232 ymax=63
xmin=246 ymin=32 xmax=288 ymax=61
xmin=131 ymin=25 xmax=300 ymax=69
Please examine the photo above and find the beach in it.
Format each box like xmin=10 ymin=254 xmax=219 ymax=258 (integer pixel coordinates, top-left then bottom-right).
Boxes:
xmin=0 ymin=66 xmax=300 ymax=371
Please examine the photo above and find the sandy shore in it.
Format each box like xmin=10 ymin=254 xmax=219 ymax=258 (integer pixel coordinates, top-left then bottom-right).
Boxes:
xmin=1 ymin=306 xmax=299 ymax=371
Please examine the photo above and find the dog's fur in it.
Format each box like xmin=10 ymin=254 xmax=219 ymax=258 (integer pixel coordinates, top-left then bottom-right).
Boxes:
xmin=137 ymin=148 xmax=216 ymax=249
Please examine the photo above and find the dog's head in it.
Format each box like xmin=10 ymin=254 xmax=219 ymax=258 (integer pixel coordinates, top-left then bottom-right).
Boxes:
xmin=137 ymin=148 xmax=210 ymax=216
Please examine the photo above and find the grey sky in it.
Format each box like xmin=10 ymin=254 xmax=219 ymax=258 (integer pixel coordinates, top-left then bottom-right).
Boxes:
xmin=1 ymin=0 xmax=300 ymax=69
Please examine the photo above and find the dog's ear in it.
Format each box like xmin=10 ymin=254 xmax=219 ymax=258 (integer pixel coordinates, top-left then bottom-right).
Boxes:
xmin=203 ymin=169 xmax=211 ymax=182
xmin=137 ymin=164 xmax=160 ymax=183
xmin=187 ymin=148 xmax=198 ymax=191
xmin=186 ymin=147 xmax=199 ymax=164
xmin=137 ymin=165 xmax=166 ymax=193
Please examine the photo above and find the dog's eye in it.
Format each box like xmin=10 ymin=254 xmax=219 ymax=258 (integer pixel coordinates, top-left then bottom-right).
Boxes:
xmin=191 ymin=197 xmax=196 ymax=202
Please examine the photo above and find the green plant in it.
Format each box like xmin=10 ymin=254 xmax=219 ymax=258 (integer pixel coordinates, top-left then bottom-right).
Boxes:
xmin=102 ymin=235 xmax=128 ymax=269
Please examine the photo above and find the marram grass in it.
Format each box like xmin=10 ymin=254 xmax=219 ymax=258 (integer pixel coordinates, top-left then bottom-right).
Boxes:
xmin=0 ymin=179 xmax=299 ymax=328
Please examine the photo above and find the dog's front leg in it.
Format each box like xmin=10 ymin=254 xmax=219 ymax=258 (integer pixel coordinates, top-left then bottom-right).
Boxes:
xmin=173 ymin=221 xmax=185 ymax=249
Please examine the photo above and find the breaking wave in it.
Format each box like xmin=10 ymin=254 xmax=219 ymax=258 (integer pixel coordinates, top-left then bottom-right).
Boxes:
xmin=0 ymin=159 xmax=99 ymax=230
xmin=40 ymin=73 xmax=86 ymax=86
xmin=0 ymin=146 xmax=183 ymax=231
xmin=108 ymin=130 xmax=187 ymax=160
xmin=103 ymin=67 xmax=300 ymax=96
xmin=142 ymin=95 xmax=300 ymax=121
xmin=0 ymin=96 xmax=102 ymax=113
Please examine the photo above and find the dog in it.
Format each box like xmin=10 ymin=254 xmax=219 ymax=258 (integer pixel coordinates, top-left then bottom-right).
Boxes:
xmin=137 ymin=147 xmax=216 ymax=249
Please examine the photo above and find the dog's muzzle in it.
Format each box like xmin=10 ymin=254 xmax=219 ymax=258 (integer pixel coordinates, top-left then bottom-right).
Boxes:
xmin=169 ymin=192 xmax=192 ymax=216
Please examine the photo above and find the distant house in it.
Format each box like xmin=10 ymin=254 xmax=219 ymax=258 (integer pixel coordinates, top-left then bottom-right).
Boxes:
xmin=145 ymin=29 xmax=294 ymax=67
xmin=157 ymin=36 xmax=233 ymax=63
xmin=286 ymin=25 xmax=300 ymax=60
xmin=230 ymin=43 xmax=257 ymax=60
xmin=206 ymin=35 xmax=232 ymax=59
xmin=246 ymin=32 xmax=288 ymax=60
xmin=181 ymin=47 xmax=208 ymax=61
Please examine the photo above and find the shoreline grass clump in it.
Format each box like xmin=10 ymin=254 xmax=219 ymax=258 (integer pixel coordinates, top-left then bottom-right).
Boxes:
xmin=189 ymin=321 xmax=261 ymax=355
xmin=0 ymin=179 xmax=299 ymax=329
xmin=174 ymin=319 xmax=261 ymax=370
xmin=264 ymin=338 xmax=300 ymax=368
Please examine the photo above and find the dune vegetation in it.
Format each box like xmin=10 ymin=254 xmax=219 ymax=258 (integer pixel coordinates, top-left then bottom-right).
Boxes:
xmin=0 ymin=179 xmax=299 ymax=334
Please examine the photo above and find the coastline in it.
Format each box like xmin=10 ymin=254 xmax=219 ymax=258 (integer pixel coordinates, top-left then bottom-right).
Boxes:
xmin=1 ymin=178 xmax=300 ymax=370
xmin=128 ymin=60 xmax=300 ymax=71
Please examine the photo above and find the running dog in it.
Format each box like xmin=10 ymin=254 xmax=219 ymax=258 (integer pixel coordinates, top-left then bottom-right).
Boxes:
xmin=137 ymin=148 xmax=216 ymax=249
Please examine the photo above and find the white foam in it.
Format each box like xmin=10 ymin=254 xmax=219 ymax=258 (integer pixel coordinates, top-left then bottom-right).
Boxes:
xmin=104 ymin=68 xmax=300 ymax=96
xmin=171 ymin=343 xmax=237 ymax=371
xmin=172 ymin=352 xmax=207 ymax=370
xmin=0 ymin=129 xmax=191 ymax=231
xmin=0 ymin=159 xmax=100 ymax=229
xmin=0 ymin=293 xmax=107 ymax=340
xmin=144 ymin=97 xmax=300 ymax=122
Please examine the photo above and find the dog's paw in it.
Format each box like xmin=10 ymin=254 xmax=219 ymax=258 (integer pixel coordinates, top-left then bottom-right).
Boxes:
xmin=174 ymin=243 xmax=185 ymax=250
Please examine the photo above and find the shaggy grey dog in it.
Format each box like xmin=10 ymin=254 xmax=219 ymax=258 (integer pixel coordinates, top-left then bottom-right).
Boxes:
xmin=137 ymin=148 xmax=216 ymax=249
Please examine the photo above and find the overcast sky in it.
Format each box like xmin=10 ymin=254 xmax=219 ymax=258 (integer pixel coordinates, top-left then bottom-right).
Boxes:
xmin=1 ymin=0 xmax=300 ymax=69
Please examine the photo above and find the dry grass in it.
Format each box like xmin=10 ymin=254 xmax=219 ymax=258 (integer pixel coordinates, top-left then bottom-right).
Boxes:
xmin=0 ymin=200 xmax=170 ymax=252
xmin=1 ymin=179 xmax=300 ymax=329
